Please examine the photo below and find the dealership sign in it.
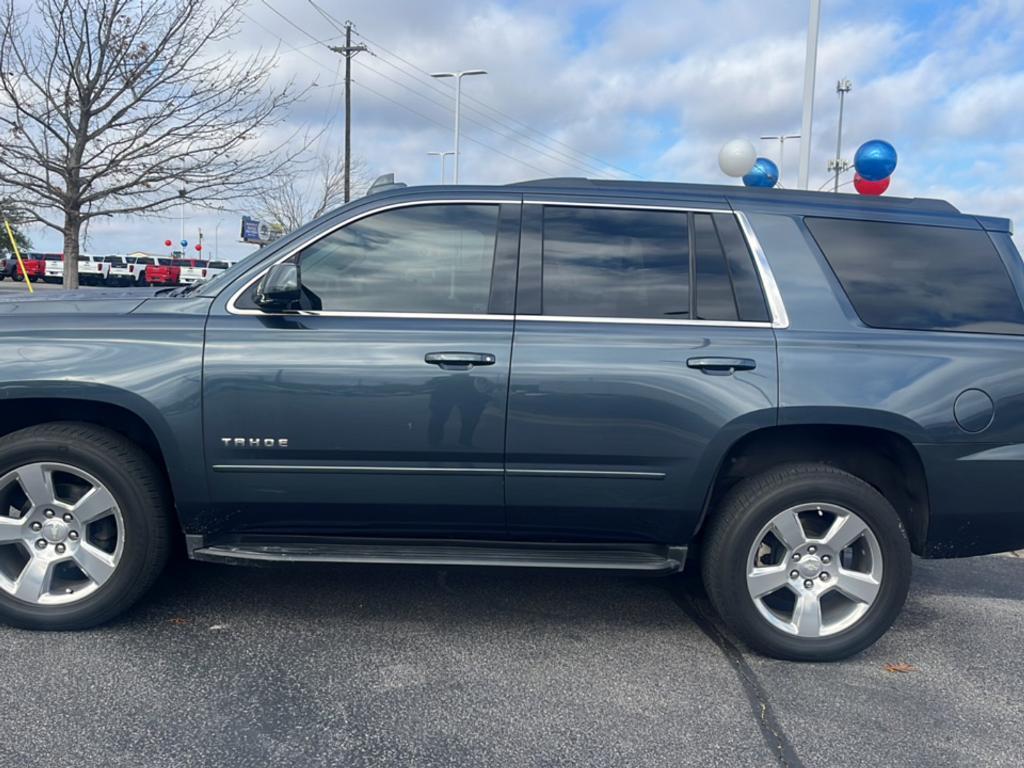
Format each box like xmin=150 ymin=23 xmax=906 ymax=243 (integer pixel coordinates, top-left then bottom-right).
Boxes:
xmin=240 ymin=215 xmax=283 ymax=245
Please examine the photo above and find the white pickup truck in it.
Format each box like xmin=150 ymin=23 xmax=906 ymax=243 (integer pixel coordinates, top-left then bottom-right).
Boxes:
xmin=175 ymin=259 xmax=226 ymax=285
xmin=45 ymin=254 xmax=110 ymax=285
xmin=42 ymin=254 xmax=64 ymax=283
xmin=102 ymin=255 xmax=132 ymax=285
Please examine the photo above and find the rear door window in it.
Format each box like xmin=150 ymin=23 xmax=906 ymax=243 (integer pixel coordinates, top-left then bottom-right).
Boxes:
xmin=806 ymin=217 xmax=1024 ymax=335
xmin=541 ymin=206 xmax=690 ymax=319
xmin=537 ymin=206 xmax=770 ymax=323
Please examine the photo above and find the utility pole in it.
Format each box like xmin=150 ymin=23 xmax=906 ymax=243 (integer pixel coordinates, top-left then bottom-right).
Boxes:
xmin=329 ymin=22 xmax=367 ymax=203
xmin=830 ymin=79 xmax=853 ymax=192
xmin=760 ymin=134 xmax=800 ymax=186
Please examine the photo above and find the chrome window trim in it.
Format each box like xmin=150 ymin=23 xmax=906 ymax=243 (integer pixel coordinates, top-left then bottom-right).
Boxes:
xmin=515 ymin=315 xmax=772 ymax=328
xmin=226 ymin=198 xmax=517 ymax=317
xmin=225 ymin=197 xmax=789 ymax=329
xmin=523 ymin=199 xmax=732 ymax=215
xmin=733 ymin=210 xmax=790 ymax=329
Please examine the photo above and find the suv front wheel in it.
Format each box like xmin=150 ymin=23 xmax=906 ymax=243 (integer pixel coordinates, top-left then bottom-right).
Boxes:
xmin=0 ymin=422 xmax=172 ymax=630
xmin=701 ymin=463 xmax=912 ymax=661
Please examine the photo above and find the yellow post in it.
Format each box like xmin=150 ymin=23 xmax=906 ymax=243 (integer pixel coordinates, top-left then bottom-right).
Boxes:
xmin=4 ymin=218 xmax=33 ymax=294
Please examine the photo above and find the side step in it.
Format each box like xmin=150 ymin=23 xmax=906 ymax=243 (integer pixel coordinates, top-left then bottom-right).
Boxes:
xmin=190 ymin=536 xmax=686 ymax=573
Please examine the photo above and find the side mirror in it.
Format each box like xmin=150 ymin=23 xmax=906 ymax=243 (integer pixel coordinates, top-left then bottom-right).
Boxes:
xmin=255 ymin=263 xmax=301 ymax=310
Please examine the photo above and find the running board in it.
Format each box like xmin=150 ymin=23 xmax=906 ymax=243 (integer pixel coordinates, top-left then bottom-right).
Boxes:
xmin=190 ymin=536 xmax=686 ymax=573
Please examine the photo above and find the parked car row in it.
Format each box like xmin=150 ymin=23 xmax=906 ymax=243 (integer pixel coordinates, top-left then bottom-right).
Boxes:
xmin=0 ymin=253 xmax=228 ymax=286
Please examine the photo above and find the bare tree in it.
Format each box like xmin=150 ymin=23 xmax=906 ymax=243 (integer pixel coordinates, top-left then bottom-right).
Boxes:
xmin=256 ymin=149 xmax=371 ymax=233
xmin=0 ymin=0 xmax=307 ymax=287
xmin=0 ymin=196 xmax=31 ymax=261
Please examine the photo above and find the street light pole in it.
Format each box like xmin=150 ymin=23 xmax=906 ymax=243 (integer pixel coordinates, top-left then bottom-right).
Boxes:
xmin=760 ymin=134 xmax=801 ymax=186
xmin=430 ymin=69 xmax=487 ymax=184
xmin=428 ymin=151 xmax=455 ymax=184
xmin=832 ymin=79 xmax=853 ymax=193
xmin=797 ymin=0 xmax=821 ymax=190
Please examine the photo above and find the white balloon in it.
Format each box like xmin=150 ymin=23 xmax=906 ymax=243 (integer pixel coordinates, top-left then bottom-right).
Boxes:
xmin=719 ymin=139 xmax=757 ymax=178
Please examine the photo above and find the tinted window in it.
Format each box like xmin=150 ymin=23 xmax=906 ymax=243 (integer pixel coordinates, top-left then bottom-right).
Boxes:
xmin=806 ymin=217 xmax=1024 ymax=335
xmin=713 ymin=214 xmax=770 ymax=322
xmin=296 ymin=204 xmax=499 ymax=314
xmin=541 ymin=207 xmax=689 ymax=318
xmin=694 ymin=214 xmax=738 ymax=321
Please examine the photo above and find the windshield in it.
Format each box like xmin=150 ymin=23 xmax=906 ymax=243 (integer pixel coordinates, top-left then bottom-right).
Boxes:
xmin=104 ymin=256 xmax=125 ymax=266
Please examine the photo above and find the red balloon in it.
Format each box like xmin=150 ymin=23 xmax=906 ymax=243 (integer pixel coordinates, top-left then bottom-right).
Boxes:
xmin=164 ymin=239 xmax=172 ymax=247
xmin=195 ymin=244 xmax=202 ymax=252
xmin=854 ymin=172 xmax=890 ymax=196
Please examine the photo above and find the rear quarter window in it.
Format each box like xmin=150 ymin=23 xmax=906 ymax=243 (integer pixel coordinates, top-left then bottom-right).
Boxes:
xmin=805 ymin=217 xmax=1024 ymax=335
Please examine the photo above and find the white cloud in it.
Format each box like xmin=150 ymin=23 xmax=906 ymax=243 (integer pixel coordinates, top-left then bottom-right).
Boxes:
xmin=17 ymin=0 xmax=1024 ymax=257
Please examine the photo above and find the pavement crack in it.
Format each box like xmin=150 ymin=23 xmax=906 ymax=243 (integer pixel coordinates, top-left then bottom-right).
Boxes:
xmin=670 ymin=581 xmax=805 ymax=768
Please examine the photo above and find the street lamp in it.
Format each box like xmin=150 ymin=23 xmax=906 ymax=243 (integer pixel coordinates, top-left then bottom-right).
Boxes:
xmin=427 ymin=151 xmax=455 ymax=184
xmin=760 ymin=134 xmax=800 ymax=186
xmin=830 ymin=79 xmax=853 ymax=192
xmin=214 ymin=219 xmax=223 ymax=261
xmin=430 ymin=69 xmax=487 ymax=184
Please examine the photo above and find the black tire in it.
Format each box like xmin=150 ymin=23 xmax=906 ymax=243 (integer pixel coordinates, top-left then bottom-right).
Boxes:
xmin=701 ymin=463 xmax=911 ymax=661
xmin=0 ymin=422 xmax=173 ymax=630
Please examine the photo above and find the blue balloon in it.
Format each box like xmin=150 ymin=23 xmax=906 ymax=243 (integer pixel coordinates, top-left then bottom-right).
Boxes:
xmin=180 ymin=239 xmax=188 ymax=247
xmin=742 ymin=157 xmax=779 ymax=188
xmin=854 ymin=140 xmax=897 ymax=182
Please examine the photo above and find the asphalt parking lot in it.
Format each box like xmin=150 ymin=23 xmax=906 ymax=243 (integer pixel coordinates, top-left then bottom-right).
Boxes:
xmin=2 ymin=276 xmax=1022 ymax=765
xmin=0 ymin=554 xmax=1021 ymax=768
xmin=0 ymin=278 xmax=104 ymax=293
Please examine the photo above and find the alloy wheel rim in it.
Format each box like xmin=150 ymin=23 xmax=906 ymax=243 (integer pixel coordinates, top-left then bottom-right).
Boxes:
xmin=0 ymin=462 xmax=124 ymax=606
xmin=746 ymin=503 xmax=883 ymax=638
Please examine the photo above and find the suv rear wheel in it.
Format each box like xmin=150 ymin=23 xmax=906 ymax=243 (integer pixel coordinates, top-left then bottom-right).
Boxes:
xmin=0 ymin=423 xmax=172 ymax=629
xmin=701 ymin=463 xmax=912 ymax=661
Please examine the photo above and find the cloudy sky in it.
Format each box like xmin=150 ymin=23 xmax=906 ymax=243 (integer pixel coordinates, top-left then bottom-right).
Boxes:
xmin=22 ymin=0 xmax=1024 ymax=260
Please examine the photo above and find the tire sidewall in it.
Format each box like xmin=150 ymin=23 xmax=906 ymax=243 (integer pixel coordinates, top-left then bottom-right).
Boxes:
xmin=715 ymin=472 xmax=912 ymax=661
xmin=0 ymin=431 xmax=162 ymax=629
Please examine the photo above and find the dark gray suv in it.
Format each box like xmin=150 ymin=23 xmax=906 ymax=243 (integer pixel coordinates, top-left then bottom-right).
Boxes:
xmin=0 ymin=178 xmax=1021 ymax=661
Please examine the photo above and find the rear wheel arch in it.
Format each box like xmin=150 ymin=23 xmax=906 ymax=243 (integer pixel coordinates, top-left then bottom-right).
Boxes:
xmin=695 ymin=424 xmax=930 ymax=556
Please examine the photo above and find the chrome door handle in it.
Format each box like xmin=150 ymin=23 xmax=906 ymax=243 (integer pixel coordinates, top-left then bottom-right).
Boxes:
xmin=424 ymin=352 xmax=496 ymax=370
xmin=687 ymin=357 xmax=757 ymax=375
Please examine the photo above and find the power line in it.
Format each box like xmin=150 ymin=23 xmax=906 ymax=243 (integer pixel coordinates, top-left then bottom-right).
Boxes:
xmin=301 ymin=0 xmax=636 ymax=178
xmin=352 ymin=54 xmax=613 ymax=177
xmin=253 ymin=2 xmax=568 ymax=178
xmin=350 ymin=78 xmax=562 ymax=178
xmin=350 ymin=58 xmax=607 ymax=177
xmin=348 ymin=27 xmax=643 ymax=179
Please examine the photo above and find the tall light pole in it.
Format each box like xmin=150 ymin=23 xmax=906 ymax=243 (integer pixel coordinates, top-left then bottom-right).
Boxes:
xmin=797 ymin=0 xmax=821 ymax=190
xmin=760 ymin=134 xmax=800 ymax=186
xmin=830 ymin=79 xmax=853 ymax=192
xmin=214 ymin=219 xmax=223 ymax=261
xmin=430 ymin=69 xmax=487 ymax=184
xmin=428 ymin=151 xmax=455 ymax=184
